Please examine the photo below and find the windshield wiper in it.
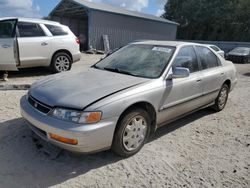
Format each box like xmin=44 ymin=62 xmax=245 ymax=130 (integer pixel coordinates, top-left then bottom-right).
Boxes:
xmin=103 ymin=67 xmax=136 ymax=76
xmin=91 ymin=64 xmax=101 ymax=69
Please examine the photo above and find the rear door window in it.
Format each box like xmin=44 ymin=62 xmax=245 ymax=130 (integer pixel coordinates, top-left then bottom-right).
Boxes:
xmin=172 ymin=46 xmax=199 ymax=73
xmin=0 ymin=20 xmax=17 ymax=38
xmin=45 ymin=24 xmax=68 ymax=36
xmin=196 ymin=46 xmax=220 ymax=70
xmin=17 ymin=22 xmax=46 ymax=37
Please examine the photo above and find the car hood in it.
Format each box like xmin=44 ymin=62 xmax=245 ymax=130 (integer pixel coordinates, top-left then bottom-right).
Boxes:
xmin=30 ymin=68 xmax=149 ymax=109
xmin=228 ymin=52 xmax=248 ymax=56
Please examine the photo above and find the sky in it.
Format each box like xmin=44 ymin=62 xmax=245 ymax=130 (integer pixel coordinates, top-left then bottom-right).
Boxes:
xmin=0 ymin=0 xmax=167 ymax=18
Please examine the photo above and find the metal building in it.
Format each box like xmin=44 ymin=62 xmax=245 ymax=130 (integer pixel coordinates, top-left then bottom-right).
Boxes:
xmin=49 ymin=0 xmax=179 ymax=51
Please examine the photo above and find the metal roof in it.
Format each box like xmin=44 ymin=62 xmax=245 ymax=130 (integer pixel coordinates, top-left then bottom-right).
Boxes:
xmin=51 ymin=0 xmax=179 ymax=25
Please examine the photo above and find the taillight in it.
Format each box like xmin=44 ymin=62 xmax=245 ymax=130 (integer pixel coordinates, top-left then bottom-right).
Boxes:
xmin=76 ymin=38 xmax=80 ymax=45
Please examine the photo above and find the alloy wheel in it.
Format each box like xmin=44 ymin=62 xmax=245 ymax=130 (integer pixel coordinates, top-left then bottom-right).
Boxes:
xmin=218 ymin=87 xmax=228 ymax=109
xmin=55 ymin=55 xmax=70 ymax=72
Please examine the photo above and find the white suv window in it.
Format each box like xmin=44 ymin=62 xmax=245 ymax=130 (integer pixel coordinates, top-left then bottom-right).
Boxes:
xmin=17 ymin=22 xmax=46 ymax=37
xmin=0 ymin=20 xmax=16 ymax=38
xmin=45 ymin=24 xmax=68 ymax=36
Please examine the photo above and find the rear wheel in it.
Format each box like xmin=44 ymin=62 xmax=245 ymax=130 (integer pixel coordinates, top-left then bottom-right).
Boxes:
xmin=51 ymin=52 xmax=72 ymax=73
xmin=212 ymin=84 xmax=229 ymax=112
xmin=112 ymin=109 xmax=151 ymax=157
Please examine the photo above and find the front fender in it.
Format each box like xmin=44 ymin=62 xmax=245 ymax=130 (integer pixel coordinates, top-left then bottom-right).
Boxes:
xmin=85 ymin=82 xmax=165 ymax=121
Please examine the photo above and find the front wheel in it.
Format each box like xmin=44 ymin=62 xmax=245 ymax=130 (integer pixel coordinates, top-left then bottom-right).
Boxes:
xmin=212 ymin=84 xmax=229 ymax=112
xmin=112 ymin=109 xmax=151 ymax=157
xmin=51 ymin=52 xmax=72 ymax=73
xmin=242 ymin=58 xmax=249 ymax=64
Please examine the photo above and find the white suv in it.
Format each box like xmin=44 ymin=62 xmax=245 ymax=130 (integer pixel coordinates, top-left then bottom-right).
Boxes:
xmin=0 ymin=17 xmax=81 ymax=73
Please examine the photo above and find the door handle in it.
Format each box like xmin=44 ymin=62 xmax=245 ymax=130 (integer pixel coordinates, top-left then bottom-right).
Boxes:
xmin=41 ymin=42 xmax=48 ymax=46
xmin=1 ymin=44 xmax=11 ymax=48
xmin=196 ymin=79 xmax=202 ymax=82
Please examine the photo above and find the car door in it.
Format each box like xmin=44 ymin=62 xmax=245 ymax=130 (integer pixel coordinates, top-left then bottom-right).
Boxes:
xmin=195 ymin=46 xmax=225 ymax=105
xmin=0 ymin=19 xmax=18 ymax=71
xmin=157 ymin=46 xmax=203 ymax=125
xmin=17 ymin=22 xmax=52 ymax=68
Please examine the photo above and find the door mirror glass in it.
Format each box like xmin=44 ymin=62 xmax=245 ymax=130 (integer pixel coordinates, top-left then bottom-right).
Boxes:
xmin=171 ymin=67 xmax=190 ymax=79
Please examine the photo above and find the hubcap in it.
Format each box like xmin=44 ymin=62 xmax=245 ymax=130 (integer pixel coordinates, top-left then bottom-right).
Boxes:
xmin=218 ymin=87 xmax=228 ymax=109
xmin=55 ymin=56 xmax=70 ymax=72
xmin=122 ymin=115 xmax=147 ymax=151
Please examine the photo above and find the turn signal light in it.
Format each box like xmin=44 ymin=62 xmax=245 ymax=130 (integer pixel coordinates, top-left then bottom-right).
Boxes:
xmin=49 ymin=133 xmax=78 ymax=145
xmin=86 ymin=112 xmax=102 ymax=123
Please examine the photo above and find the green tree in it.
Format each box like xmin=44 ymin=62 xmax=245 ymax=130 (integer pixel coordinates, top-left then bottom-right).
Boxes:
xmin=162 ymin=0 xmax=250 ymax=41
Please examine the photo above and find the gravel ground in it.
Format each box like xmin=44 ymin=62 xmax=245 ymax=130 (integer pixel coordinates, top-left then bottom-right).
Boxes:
xmin=0 ymin=57 xmax=249 ymax=188
xmin=0 ymin=53 xmax=103 ymax=86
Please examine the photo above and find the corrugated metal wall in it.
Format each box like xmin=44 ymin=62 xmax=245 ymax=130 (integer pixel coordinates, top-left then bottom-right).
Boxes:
xmin=88 ymin=10 xmax=177 ymax=50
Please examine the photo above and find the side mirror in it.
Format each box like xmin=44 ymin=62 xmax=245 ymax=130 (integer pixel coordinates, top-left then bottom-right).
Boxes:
xmin=170 ymin=67 xmax=190 ymax=79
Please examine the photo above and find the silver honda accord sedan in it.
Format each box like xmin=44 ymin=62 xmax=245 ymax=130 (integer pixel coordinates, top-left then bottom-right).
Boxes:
xmin=20 ymin=41 xmax=237 ymax=157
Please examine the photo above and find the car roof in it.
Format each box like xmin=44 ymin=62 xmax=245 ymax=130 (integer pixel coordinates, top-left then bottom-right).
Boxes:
xmin=132 ymin=40 xmax=201 ymax=47
xmin=0 ymin=17 xmax=61 ymax=25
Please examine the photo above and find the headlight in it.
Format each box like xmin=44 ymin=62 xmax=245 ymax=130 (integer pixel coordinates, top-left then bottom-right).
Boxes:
xmin=51 ymin=108 xmax=102 ymax=124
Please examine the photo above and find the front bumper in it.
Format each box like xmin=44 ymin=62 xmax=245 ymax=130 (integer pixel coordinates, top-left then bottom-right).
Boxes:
xmin=231 ymin=78 xmax=237 ymax=92
xmin=20 ymin=95 xmax=118 ymax=153
xmin=72 ymin=52 xmax=81 ymax=63
xmin=227 ymin=55 xmax=248 ymax=63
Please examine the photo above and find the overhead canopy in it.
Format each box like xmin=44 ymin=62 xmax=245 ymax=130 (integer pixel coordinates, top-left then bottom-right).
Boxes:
xmin=50 ymin=0 xmax=88 ymax=19
xmin=50 ymin=0 xmax=179 ymax=25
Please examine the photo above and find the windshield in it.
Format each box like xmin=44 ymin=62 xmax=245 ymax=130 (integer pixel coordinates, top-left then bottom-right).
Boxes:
xmin=94 ymin=44 xmax=175 ymax=78
xmin=231 ymin=47 xmax=250 ymax=54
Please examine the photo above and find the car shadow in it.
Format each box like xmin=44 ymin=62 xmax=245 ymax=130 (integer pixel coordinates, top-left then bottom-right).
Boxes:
xmin=0 ymin=108 xmax=214 ymax=187
xmin=150 ymin=108 xmax=214 ymax=141
xmin=0 ymin=67 xmax=52 ymax=79
xmin=242 ymin=72 xmax=250 ymax=77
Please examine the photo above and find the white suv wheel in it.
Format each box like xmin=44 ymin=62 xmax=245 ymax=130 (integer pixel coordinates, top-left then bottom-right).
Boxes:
xmin=51 ymin=52 xmax=72 ymax=73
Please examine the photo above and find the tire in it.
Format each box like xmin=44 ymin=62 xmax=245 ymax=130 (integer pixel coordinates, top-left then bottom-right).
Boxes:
xmin=242 ymin=58 xmax=249 ymax=64
xmin=112 ymin=108 xmax=151 ymax=157
xmin=51 ymin=52 xmax=72 ymax=73
xmin=212 ymin=84 xmax=229 ymax=112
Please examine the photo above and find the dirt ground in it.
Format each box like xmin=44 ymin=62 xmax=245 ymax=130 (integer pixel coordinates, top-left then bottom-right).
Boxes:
xmin=0 ymin=54 xmax=103 ymax=86
xmin=0 ymin=55 xmax=249 ymax=188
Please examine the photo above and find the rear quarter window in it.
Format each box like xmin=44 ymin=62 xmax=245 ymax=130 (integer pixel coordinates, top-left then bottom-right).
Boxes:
xmin=45 ymin=24 xmax=68 ymax=36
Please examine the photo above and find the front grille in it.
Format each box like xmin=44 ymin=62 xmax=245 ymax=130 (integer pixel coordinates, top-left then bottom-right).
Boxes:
xmin=227 ymin=55 xmax=243 ymax=63
xmin=28 ymin=95 xmax=52 ymax=114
